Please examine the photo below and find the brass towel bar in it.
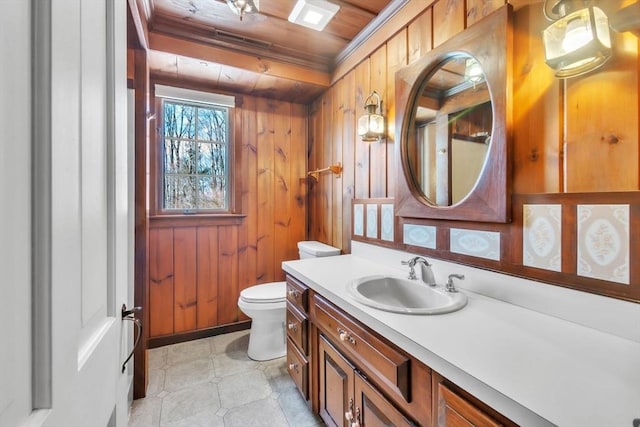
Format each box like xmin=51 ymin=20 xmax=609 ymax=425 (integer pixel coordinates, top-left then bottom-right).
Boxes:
xmin=307 ymin=162 xmax=342 ymax=180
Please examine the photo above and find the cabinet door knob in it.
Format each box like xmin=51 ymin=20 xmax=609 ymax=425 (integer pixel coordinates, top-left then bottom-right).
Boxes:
xmin=288 ymin=289 xmax=299 ymax=298
xmin=288 ymin=363 xmax=298 ymax=372
xmin=337 ymin=327 xmax=356 ymax=345
xmin=287 ymin=322 xmax=297 ymax=332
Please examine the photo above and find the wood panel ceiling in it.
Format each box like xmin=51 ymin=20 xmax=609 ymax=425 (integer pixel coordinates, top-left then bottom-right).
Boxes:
xmin=132 ymin=0 xmax=406 ymax=102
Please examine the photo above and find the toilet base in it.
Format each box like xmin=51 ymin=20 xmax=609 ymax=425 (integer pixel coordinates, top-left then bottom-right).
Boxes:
xmin=247 ymin=318 xmax=286 ymax=361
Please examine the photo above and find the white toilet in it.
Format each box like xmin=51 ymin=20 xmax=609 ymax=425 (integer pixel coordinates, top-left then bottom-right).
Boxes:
xmin=238 ymin=241 xmax=341 ymax=361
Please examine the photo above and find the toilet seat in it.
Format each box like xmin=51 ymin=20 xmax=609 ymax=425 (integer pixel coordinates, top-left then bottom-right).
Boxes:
xmin=239 ymin=281 xmax=286 ymax=304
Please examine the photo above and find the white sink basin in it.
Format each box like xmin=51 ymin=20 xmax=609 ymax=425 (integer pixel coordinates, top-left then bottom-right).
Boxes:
xmin=347 ymin=275 xmax=467 ymax=315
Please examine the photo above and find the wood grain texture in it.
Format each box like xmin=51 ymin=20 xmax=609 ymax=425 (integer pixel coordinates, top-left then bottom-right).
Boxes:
xmin=354 ymin=59 xmax=371 ymax=199
xmin=238 ymin=96 xmax=258 ymax=322
xmin=133 ymin=46 xmax=150 ymax=399
xmin=273 ymin=100 xmax=294 ymax=277
xmin=256 ymin=97 xmax=277 ymax=283
xmin=466 ymin=0 xmax=506 ymax=27
xmin=385 ymin=30 xmax=408 ymax=199
xmin=331 ymin=78 xmax=345 ymax=252
xmin=512 ymin=3 xmax=561 ymax=194
xmin=369 ymin=45 xmax=388 ymax=198
xmin=341 ymin=71 xmax=357 ymax=254
xmin=218 ymin=225 xmax=239 ymax=324
xmin=565 ymin=27 xmax=639 ymax=192
xmin=290 ymin=103 xmax=308 ymax=261
xmin=149 ymin=227 xmax=174 ymax=337
xmin=173 ymin=227 xmax=197 ymax=332
xmin=433 ymin=0 xmax=465 ymax=48
xmin=407 ymin=8 xmax=432 ymax=65
xmin=196 ymin=226 xmax=218 ymax=329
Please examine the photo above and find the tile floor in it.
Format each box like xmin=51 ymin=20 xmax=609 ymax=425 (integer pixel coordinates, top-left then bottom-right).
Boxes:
xmin=128 ymin=330 xmax=324 ymax=427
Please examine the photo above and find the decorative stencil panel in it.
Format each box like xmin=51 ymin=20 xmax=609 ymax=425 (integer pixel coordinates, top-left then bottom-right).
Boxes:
xmin=577 ymin=204 xmax=629 ymax=285
xmin=353 ymin=204 xmax=364 ymax=236
xmin=403 ymin=224 xmax=436 ymax=249
xmin=450 ymin=228 xmax=500 ymax=261
xmin=380 ymin=204 xmax=394 ymax=241
xmin=366 ymin=204 xmax=378 ymax=239
xmin=523 ymin=204 xmax=562 ymax=272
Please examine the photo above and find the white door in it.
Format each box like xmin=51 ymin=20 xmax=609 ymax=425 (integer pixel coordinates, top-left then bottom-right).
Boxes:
xmin=0 ymin=0 xmax=133 ymax=426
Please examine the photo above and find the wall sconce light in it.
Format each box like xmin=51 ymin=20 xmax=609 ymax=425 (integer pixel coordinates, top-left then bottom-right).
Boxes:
xmin=357 ymin=91 xmax=385 ymax=142
xmin=542 ymin=0 xmax=612 ymax=78
xmin=464 ymin=58 xmax=484 ymax=84
xmin=226 ymin=0 xmax=259 ymax=21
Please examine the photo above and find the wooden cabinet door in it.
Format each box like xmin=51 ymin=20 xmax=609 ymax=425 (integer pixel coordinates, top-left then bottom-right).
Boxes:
xmin=354 ymin=372 xmax=416 ymax=427
xmin=319 ymin=335 xmax=355 ymax=427
xmin=437 ymin=383 xmax=502 ymax=427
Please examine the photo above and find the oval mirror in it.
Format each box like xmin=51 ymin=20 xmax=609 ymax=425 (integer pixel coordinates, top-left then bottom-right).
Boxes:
xmin=406 ymin=53 xmax=492 ymax=207
xmin=395 ymin=5 xmax=511 ymax=223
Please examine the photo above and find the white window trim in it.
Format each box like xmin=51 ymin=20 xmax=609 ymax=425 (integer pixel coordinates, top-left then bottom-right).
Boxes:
xmin=155 ymin=84 xmax=235 ymax=107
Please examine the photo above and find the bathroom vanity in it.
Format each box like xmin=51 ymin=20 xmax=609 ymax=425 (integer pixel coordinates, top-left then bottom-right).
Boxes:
xmin=282 ymin=242 xmax=640 ymax=427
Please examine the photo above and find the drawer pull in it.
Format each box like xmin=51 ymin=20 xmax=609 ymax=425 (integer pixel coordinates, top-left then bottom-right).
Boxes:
xmin=337 ymin=327 xmax=356 ymax=345
xmin=288 ymin=289 xmax=300 ymax=298
xmin=345 ymin=398 xmax=355 ymax=422
xmin=352 ymin=407 xmax=361 ymax=427
xmin=287 ymin=322 xmax=298 ymax=332
xmin=288 ymin=362 xmax=299 ymax=372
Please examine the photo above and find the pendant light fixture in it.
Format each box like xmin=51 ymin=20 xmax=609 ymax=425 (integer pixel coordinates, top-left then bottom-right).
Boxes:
xmin=542 ymin=0 xmax=612 ymax=78
xmin=226 ymin=0 xmax=259 ymax=21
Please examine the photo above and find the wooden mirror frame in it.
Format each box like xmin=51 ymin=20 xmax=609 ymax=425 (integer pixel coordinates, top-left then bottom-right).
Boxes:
xmin=395 ymin=5 xmax=513 ymax=223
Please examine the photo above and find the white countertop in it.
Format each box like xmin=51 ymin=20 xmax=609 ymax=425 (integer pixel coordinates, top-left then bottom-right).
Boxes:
xmin=283 ymin=253 xmax=640 ymax=427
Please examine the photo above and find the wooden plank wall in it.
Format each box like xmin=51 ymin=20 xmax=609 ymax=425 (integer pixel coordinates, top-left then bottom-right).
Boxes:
xmin=309 ymin=0 xmax=508 ymax=252
xmin=308 ymin=0 xmax=639 ymax=301
xmin=147 ymin=95 xmax=306 ymax=339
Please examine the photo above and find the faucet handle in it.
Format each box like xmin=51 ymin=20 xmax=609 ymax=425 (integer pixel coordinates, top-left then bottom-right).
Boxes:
xmin=446 ymin=274 xmax=465 ymax=292
xmin=401 ymin=258 xmax=418 ymax=279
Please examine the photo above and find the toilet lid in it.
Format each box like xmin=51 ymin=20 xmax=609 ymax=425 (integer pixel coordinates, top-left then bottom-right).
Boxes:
xmin=240 ymin=281 xmax=286 ymax=303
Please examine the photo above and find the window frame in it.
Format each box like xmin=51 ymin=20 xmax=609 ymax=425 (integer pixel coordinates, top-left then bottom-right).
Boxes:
xmin=151 ymin=82 xmax=243 ymax=218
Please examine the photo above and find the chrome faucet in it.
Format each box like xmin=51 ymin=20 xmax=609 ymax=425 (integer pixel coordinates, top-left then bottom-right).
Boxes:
xmin=446 ymin=274 xmax=465 ymax=292
xmin=401 ymin=257 xmax=436 ymax=286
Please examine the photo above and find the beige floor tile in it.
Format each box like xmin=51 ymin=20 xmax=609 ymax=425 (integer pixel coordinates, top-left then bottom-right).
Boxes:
xmin=209 ymin=330 xmax=250 ymax=355
xmin=167 ymin=339 xmax=212 ymax=365
xmin=160 ymin=382 xmax=220 ymax=426
xmin=212 ymin=350 xmax=259 ymax=378
xmin=148 ymin=347 xmax=168 ymax=370
xmin=164 ymin=357 xmax=215 ymax=392
xmin=223 ymin=398 xmax=289 ymax=427
xmin=128 ymin=332 xmax=323 ymax=427
xmin=217 ymin=370 xmax=272 ymax=409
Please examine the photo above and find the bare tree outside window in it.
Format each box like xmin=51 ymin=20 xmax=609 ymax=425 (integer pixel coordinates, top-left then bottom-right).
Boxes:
xmin=163 ymin=100 xmax=229 ymax=211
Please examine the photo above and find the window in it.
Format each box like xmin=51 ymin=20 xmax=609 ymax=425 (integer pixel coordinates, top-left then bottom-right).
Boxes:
xmin=157 ymin=86 xmax=236 ymax=213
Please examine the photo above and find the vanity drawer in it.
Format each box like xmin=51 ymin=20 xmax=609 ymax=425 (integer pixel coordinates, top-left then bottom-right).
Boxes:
xmin=287 ymin=337 xmax=309 ymax=400
xmin=312 ymin=294 xmax=411 ymax=402
xmin=286 ymin=275 xmax=309 ymax=311
xmin=286 ymin=302 xmax=308 ymax=353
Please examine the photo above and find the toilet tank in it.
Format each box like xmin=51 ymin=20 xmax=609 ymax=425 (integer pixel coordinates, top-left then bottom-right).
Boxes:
xmin=298 ymin=241 xmax=341 ymax=259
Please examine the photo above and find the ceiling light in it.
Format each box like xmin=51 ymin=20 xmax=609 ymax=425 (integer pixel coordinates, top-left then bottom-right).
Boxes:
xmin=288 ymin=0 xmax=340 ymax=31
xmin=226 ymin=0 xmax=259 ymax=21
xmin=542 ymin=0 xmax=612 ymax=78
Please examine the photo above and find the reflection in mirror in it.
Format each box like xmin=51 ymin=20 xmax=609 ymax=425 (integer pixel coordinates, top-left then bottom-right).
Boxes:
xmin=407 ymin=54 xmax=493 ymax=206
